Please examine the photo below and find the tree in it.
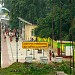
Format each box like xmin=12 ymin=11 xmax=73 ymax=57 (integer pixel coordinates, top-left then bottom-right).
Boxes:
xmin=4 ymin=0 xmax=75 ymax=41
xmin=4 ymin=0 xmax=10 ymax=10
xmin=35 ymin=0 xmax=75 ymax=41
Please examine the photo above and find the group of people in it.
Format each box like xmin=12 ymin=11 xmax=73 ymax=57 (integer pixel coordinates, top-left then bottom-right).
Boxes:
xmin=3 ymin=28 xmax=17 ymax=42
xmin=49 ymin=50 xmax=55 ymax=61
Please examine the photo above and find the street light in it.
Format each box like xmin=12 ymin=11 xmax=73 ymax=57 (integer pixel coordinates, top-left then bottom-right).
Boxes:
xmin=52 ymin=0 xmax=55 ymax=49
xmin=15 ymin=30 xmax=19 ymax=62
xmin=69 ymin=0 xmax=74 ymax=75
xmin=19 ymin=21 xmax=22 ymax=38
xmin=59 ymin=0 xmax=63 ymax=57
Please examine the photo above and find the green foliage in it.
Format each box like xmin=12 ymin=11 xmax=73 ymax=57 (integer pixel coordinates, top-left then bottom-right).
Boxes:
xmin=1 ymin=62 xmax=75 ymax=75
xmin=4 ymin=0 xmax=11 ymax=10
xmin=35 ymin=0 xmax=75 ymax=41
xmin=4 ymin=0 xmax=75 ymax=41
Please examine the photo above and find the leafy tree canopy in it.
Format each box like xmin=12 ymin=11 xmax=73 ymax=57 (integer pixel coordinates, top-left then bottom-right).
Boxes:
xmin=4 ymin=0 xmax=75 ymax=41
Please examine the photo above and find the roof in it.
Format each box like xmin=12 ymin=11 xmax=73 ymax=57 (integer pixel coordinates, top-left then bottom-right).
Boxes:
xmin=1 ymin=7 xmax=10 ymax=12
xmin=18 ymin=17 xmax=32 ymax=25
xmin=1 ymin=17 xmax=9 ymax=20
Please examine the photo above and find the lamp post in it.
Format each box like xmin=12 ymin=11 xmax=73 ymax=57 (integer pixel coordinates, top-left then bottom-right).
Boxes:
xmin=69 ymin=0 xmax=74 ymax=75
xmin=15 ymin=31 xmax=19 ymax=62
xmin=33 ymin=49 xmax=36 ymax=59
xmin=69 ymin=32 xmax=72 ymax=75
xmin=52 ymin=0 xmax=55 ymax=49
xmin=72 ymin=0 xmax=74 ymax=74
xmin=59 ymin=0 xmax=62 ymax=57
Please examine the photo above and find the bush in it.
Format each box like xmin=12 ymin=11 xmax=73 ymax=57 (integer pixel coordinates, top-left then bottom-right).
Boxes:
xmin=0 ymin=62 xmax=74 ymax=75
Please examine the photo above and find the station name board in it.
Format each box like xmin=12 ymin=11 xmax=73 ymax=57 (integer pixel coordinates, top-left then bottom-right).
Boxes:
xmin=22 ymin=42 xmax=48 ymax=49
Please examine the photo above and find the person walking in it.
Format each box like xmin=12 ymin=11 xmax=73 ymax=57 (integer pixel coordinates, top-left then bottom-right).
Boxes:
xmin=49 ymin=50 xmax=52 ymax=61
xmin=52 ymin=51 xmax=55 ymax=58
xmin=52 ymin=51 xmax=55 ymax=62
xmin=35 ymin=37 xmax=37 ymax=42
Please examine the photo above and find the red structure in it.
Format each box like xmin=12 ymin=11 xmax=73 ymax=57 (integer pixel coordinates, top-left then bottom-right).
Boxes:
xmin=57 ymin=48 xmax=60 ymax=56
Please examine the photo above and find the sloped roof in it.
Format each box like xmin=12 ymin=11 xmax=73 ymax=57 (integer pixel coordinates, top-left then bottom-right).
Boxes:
xmin=18 ymin=17 xmax=32 ymax=25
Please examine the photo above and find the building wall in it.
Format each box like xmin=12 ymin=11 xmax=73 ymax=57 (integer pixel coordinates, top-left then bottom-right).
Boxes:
xmin=22 ymin=26 xmax=25 ymax=40
xmin=25 ymin=24 xmax=37 ymax=41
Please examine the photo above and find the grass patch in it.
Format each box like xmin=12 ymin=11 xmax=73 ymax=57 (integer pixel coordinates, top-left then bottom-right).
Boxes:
xmin=0 ymin=62 xmax=75 ymax=75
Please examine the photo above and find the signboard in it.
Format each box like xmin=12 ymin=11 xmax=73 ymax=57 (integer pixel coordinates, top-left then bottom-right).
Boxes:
xmin=22 ymin=42 xmax=48 ymax=49
xmin=65 ymin=46 xmax=73 ymax=56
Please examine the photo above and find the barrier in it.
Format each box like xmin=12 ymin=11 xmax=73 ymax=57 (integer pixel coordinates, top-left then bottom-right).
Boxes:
xmin=55 ymin=57 xmax=63 ymax=63
xmin=25 ymin=56 xmax=33 ymax=63
xmin=40 ymin=57 xmax=48 ymax=64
